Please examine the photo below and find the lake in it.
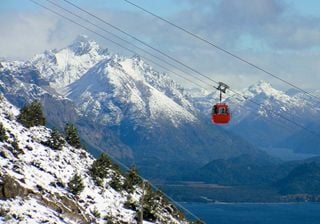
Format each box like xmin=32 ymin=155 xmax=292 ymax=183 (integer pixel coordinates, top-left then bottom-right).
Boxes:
xmin=182 ymin=202 xmax=320 ymax=224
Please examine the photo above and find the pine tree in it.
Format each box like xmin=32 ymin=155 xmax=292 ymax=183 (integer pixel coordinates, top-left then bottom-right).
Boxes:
xmin=109 ymin=173 xmax=123 ymax=191
xmin=90 ymin=153 xmax=112 ymax=186
xmin=17 ymin=101 xmax=46 ymax=128
xmin=64 ymin=123 xmax=82 ymax=149
xmin=124 ymin=166 xmax=142 ymax=192
xmin=68 ymin=173 xmax=84 ymax=195
xmin=46 ymin=128 xmax=65 ymax=150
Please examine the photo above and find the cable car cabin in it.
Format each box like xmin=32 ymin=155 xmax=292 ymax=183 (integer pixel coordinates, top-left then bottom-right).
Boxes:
xmin=211 ymin=103 xmax=231 ymax=124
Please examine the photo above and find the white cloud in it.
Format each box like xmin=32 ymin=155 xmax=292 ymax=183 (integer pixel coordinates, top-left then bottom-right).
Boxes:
xmin=1 ymin=1 xmax=320 ymax=91
xmin=0 ymin=11 xmax=82 ymax=60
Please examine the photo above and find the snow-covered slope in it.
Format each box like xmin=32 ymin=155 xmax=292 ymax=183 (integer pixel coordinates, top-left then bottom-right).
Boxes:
xmin=67 ymin=56 xmax=197 ymax=127
xmin=227 ymin=81 xmax=318 ymax=124
xmin=0 ymin=96 xmax=189 ymax=224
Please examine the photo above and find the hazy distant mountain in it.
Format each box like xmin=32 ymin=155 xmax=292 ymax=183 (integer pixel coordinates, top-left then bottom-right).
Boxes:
xmin=194 ymin=81 xmax=320 ymax=152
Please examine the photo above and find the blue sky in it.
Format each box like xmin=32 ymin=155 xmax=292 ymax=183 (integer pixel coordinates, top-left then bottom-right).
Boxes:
xmin=2 ymin=0 xmax=320 ymax=15
xmin=1 ymin=0 xmax=320 ymax=90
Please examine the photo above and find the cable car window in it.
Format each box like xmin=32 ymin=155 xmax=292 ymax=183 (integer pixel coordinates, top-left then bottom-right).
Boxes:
xmin=219 ymin=107 xmax=226 ymax=114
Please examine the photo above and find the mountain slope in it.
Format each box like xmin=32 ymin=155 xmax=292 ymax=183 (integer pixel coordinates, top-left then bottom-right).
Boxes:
xmin=64 ymin=52 xmax=260 ymax=165
xmin=0 ymin=96 xmax=189 ymax=224
xmin=275 ymin=162 xmax=320 ymax=195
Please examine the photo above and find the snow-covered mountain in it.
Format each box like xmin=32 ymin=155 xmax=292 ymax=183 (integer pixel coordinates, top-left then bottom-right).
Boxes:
xmin=0 ymin=95 xmax=189 ymax=223
xmin=31 ymin=35 xmax=109 ymax=95
xmin=0 ymin=36 xmax=264 ymax=179
xmin=194 ymin=81 xmax=320 ymax=151
xmin=67 ymin=55 xmax=196 ymax=127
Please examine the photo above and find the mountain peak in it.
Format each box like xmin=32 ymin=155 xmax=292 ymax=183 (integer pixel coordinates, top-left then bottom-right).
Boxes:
xmin=249 ymin=80 xmax=272 ymax=91
xmin=246 ymin=80 xmax=285 ymax=97
xmin=68 ymin=35 xmax=106 ymax=56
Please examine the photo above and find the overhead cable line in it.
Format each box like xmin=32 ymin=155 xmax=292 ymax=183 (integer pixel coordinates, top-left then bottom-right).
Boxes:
xmin=28 ymin=1 xmax=320 ymax=221
xmin=31 ymin=0 xmax=320 ymax=140
xmin=61 ymin=0 xmax=219 ymax=86
xmin=229 ymin=88 xmax=320 ymax=137
xmin=59 ymin=0 xmax=320 ymax=138
xmin=122 ymin=0 xmax=320 ymax=103
xmin=27 ymin=4 xmax=206 ymax=224
xmin=30 ymin=0 xmax=208 ymax=92
xmin=44 ymin=0 xmax=212 ymax=90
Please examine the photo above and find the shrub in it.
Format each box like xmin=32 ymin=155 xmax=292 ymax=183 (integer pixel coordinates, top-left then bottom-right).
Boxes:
xmin=64 ymin=123 xmax=82 ymax=149
xmin=46 ymin=128 xmax=65 ymax=150
xmin=109 ymin=173 xmax=123 ymax=191
xmin=123 ymin=166 xmax=142 ymax=192
xmin=90 ymin=153 xmax=112 ymax=186
xmin=17 ymin=101 xmax=45 ymax=128
xmin=91 ymin=207 xmax=101 ymax=218
xmin=68 ymin=173 xmax=84 ymax=195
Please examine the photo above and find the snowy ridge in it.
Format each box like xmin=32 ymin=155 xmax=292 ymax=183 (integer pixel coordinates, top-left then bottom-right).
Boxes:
xmin=31 ymin=35 xmax=109 ymax=94
xmin=195 ymin=80 xmax=319 ymax=123
xmin=22 ymin=35 xmax=197 ymax=126
xmin=67 ymin=54 xmax=197 ymax=127
xmin=193 ymin=80 xmax=320 ymax=148
xmin=227 ymin=80 xmax=319 ymax=123
xmin=0 ymin=96 xmax=189 ymax=224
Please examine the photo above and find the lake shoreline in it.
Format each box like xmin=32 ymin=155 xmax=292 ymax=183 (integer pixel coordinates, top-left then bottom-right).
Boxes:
xmin=160 ymin=182 xmax=320 ymax=203
xmin=181 ymin=202 xmax=320 ymax=224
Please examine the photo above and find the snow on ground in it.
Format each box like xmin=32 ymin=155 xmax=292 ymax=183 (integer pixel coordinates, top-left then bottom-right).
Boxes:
xmin=0 ymin=96 xmax=136 ymax=223
xmin=0 ymin=96 xmax=189 ymax=224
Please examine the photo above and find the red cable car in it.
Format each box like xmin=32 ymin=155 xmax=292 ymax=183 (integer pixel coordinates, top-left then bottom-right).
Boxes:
xmin=211 ymin=103 xmax=231 ymax=124
xmin=211 ymin=82 xmax=231 ymax=124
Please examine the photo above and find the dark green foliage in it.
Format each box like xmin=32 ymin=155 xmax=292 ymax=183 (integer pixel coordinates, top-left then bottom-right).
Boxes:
xmin=0 ymin=123 xmax=8 ymax=142
xmin=124 ymin=195 xmax=137 ymax=211
xmin=46 ymin=129 xmax=65 ymax=150
xmin=17 ymin=101 xmax=46 ymax=128
xmin=124 ymin=166 xmax=142 ymax=192
xmin=90 ymin=153 xmax=112 ymax=186
xmin=141 ymin=184 xmax=185 ymax=222
xmin=64 ymin=123 xmax=81 ymax=149
xmin=109 ymin=173 xmax=123 ymax=191
xmin=104 ymin=215 xmax=124 ymax=224
xmin=68 ymin=173 xmax=84 ymax=195
xmin=141 ymin=184 xmax=157 ymax=222
xmin=91 ymin=207 xmax=101 ymax=218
